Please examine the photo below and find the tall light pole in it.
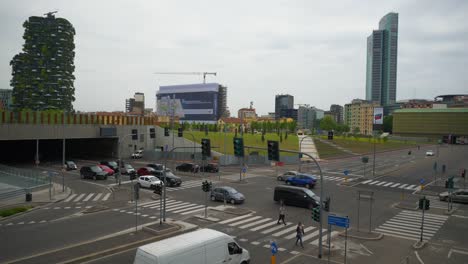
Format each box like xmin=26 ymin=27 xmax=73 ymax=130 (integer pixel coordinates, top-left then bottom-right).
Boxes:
xmin=117 ymin=133 xmax=138 ymax=186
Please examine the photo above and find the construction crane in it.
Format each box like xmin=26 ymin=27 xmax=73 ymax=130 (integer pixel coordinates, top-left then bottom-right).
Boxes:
xmin=44 ymin=11 xmax=58 ymax=17
xmin=153 ymin=72 xmax=217 ymax=84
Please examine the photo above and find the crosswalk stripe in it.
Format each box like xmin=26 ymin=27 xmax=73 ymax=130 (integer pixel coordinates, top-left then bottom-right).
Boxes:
xmin=406 ymin=185 xmax=417 ymax=190
xmin=401 ymin=210 xmax=449 ymax=220
xmin=64 ymin=193 xmax=77 ymax=202
xmin=180 ymin=207 xmax=205 ymax=215
xmin=83 ymin=193 xmax=94 ymax=202
xmin=143 ymin=200 xmax=177 ymax=208
xmin=166 ymin=203 xmax=194 ymax=211
xmin=382 ymin=223 xmax=438 ymax=233
xmin=219 ymin=214 xmax=253 ymax=224
xmin=375 ymin=228 xmax=430 ymax=240
xmin=272 ymin=225 xmax=298 ymax=237
xmin=301 ymin=229 xmax=320 ymax=242
xmin=102 ymin=193 xmax=111 ymax=201
xmin=149 ymin=200 xmax=183 ymax=209
xmin=391 ymin=215 xmax=446 ymax=225
xmin=399 ymin=184 xmax=409 ymax=189
xmin=92 ymin=193 xmax=103 ymax=201
xmin=173 ymin=204 xmax=204 ymax=214
xmin=376 ymin=225 xmax=433 ymax=237
xmin=285 ymin=226 xmax=316 ymax=239
xmin=262 ymin=222 xmax=293 ymax=234
xmin=230 ymin=216 xmax=262 ymax=227
xmin=376 ymin=181 xmax=387 ymax=186
xmin=239 ymin=218 xmax=271 ymax=229
xmin=249 ymin=221 xmax=278 ymax=231
xmin=399 ymin=212 xmax=448 ymax=221
xmin=164 ymin=202 xmax=191 ymax=209
xmin=73 ymin=193 xmax=85 ymax=202
xmin=311 ymin=231 xmax=339 ymax=245
xmin=368 ymin=181 xmax=380 ymax=185
xmin=390 ymin=183 xmax=401 ymax=188
xmin=362 ymin=180 xmax=373 ymax=184
xmin=383 ymin=182 xmax=394 ymax=187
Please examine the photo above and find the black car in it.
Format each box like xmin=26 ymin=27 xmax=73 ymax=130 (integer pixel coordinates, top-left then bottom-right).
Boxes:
xmin=201 ymin=163 xmax=219 ymax=173
xmin=153 ymin=170 xmax=182 ymax=187
xmin=273 ymin=185 xmax=320 ymax=209
xmin=211 ymin=186 xmax=245 ymax=204
xmin=176 ymin=163 xmax=200 ymax=173
xmin=80 ymin=165 xmax=108 ymax=180
xmin=100 ymin=161 xmax=119 ymax=173
xmin=147 ymin=163 xmax=166 ymax=171
xmin=64 ymin=160 xmax=77 ymax=171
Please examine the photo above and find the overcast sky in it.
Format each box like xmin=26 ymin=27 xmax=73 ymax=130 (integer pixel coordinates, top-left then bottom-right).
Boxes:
xmin=1 ymin=0 xmax=467 ymax=115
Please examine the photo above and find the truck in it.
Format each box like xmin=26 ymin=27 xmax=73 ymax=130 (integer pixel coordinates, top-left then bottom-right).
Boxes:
xmin=133 ymin=229 xmax=250 ymax=264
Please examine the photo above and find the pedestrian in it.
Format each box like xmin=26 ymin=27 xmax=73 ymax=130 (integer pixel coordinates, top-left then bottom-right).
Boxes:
xmin=418 ymin=145 xmax=420 ymax=150
xmin=295 ymin=222 xmax=305 ymax=248
xmin=277 ymin=201 xmax=286 ymax=225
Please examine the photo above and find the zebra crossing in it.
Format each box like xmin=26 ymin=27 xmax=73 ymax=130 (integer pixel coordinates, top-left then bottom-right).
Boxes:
xmin=63 ymin=192 xmax=111 ymax=203
xmin=422 ymin=196 xmax=458 ymax=210
xmin=113 ymin=199 xmax=206 ymax=216
xmin=359 ymin=179 xmax=420 ymax=191
xmin=375 ymin=210 xmax=449 ymax=241
xmin=167 ymin=180 xmax=220 ymax=192
xmin=0 ymin=220 xmax=49 ymax=227
xmin=218 ymin=214 xmax=340 ymax=250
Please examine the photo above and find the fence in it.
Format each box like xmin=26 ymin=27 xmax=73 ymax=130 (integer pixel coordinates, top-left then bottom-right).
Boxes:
xmin=0 ymin=164 xmax=50 ymax=200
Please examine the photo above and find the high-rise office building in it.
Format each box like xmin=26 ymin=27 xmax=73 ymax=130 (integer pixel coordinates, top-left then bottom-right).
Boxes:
xmin=0 ymin=89 xmax=13 ymax=110
xmin=10 ymin=12 xmax=76 ymax=111
xmin=275 ymin=94 xmax=294 ymax=119
xmin=366 ymin=12 xmax=398 ymax=106
xmin=126 ymin=92 xmax=145 ymax=115
xmin=330 ymin=104 xmax=344 ymax=124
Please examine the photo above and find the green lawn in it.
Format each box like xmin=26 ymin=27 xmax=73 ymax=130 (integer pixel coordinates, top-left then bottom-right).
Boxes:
xmin=183 ymin=131 xmax=298 ymax=155
xmin=0 ymin=206 xmax=32 ymax=217
xmin=317 ymin=135 xmax=420 ymax=155
xmin=313 ymin=139 xmax=350 ymax=159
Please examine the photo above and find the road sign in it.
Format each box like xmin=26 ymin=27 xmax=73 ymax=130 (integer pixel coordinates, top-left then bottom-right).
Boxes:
xmin=344 ymin=170 xmax=349 ymax=176
xmin=270 ymin=241 xmax=278 ymax=255
xmin=328 ymin=215 xmax=350 ymax=228
xmin=242 ymin=167 xmax=247 ymax=173
xmin=420 ymin=178 xmax=425 ymax=184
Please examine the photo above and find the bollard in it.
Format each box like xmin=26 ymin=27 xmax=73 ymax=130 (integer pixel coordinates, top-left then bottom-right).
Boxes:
xmin=271 ymin=255 xmax=276 ymax=264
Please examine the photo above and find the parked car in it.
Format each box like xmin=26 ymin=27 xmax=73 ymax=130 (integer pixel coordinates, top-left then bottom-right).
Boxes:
xmin=137 ymin=167 xmax=158 ymax=176
xmin=80 ymin=165 xmax=108 ymax=180
xmin=210 ymin=186 xmax=245 ymax=204
xmin=274 ymin=185 xmax=320 ymax=209
xmin=121 ymin=164 xmax=136 ymax=176
xmin=153 ymin=170 xmax=182 ymax=187
xmin=201 ymin=163 xmax=219 ymax=173
xmin=100 ymin=161 xmax=119 ymax=173
xmin=64 ymin=160 xmax=77 ymax=171
xmin=426 ymin=150 xmax=435 ymax=156
xmin=133 ymin=229 xmax=250 ymax=264
xmin=277 ymin=171 xmax=299 ymax=181
xmin=176 ymin=163 xmax=200 ymax=173
xmin=147 ymin=163 xmax=168 ymax=171
xmin=97 ymin=164 xmax=115 ymax=176
xmin=137 ymin=176 xmax=163 ymax=190
xmin=439 ymin=189 xmax=468 ymax=203
xmin=131 ymin=150 xmax=144 ymax=159
xmin=285 ymin=174 xmax=317 ymax=189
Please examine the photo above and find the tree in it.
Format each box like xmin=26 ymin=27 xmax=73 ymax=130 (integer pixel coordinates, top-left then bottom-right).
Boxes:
xmin=352 ymin=127 xmax=360 ymax=135
xmin=319 ymin=116 xmax=337 ymax=131
xmin=383 ymin=115 xmax=393 ymax=133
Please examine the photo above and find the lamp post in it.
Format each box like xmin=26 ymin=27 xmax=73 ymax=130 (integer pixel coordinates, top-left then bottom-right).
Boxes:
xmin=298 ymin=136 xmax=308 ymax=172
xmin=117 ymin=133 xmax=138 ymax=186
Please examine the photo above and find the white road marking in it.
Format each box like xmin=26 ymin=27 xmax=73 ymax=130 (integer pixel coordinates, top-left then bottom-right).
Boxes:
xmin=219 ymin=214 xmax=253 ymax=224
xmin=251 ymin=241 xmax=260 ymax=245
xmin=180 ymin=207 xmax=205 ymax=215
xmin=73 ymin=193 xmax=86 ymax=202
xmin=102 ymin=193 xmax=111 ymax=201
xmin=399 ymin=184 xmax=409 ymax=189
xmin=229 ymin=216 xmax=262 ymax=227
xmin=172 ymin=205 xmax=204 ymax=214
xmin=448 ymin=248 xmax=468 ymax=258
xmin=239 ymin=218 xmax=271 ymax=229
xmin=92 ymin=193 xmax=103 ymax=201
xmin=83 ymin=193 xmax=94 ymax=202
xmin=262 ymin=222 xmax=293 ymax=234
xmin=64 ymin=193 xmax=77 ymax=202
xmin=272 ymin=225 xmax=298 ymax=237
xmin=383 ymin=182 xmax=394 ymax=187
xmin=390 ymin=183 xmax=401 ymax=188
xmin=376 ymin=181 xmax=387 ymax=186
xmin=285 ymin=226 xmax=315 ymax=239
xmin=415 ymin=251 xmax=425 ymax=264
xmin=249 ymin=221 xmax=278 ymax=231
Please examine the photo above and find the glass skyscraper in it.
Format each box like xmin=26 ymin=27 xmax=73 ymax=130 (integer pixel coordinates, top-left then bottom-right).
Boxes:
xmin=366 ymin=13 xmax=398 ymax=106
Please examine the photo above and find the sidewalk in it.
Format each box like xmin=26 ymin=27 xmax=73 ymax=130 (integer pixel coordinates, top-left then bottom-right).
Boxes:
xmin=0 ymin=183 xmax=70 ymax=209
xmin=298 ymin=135 xmax=321 ymax=161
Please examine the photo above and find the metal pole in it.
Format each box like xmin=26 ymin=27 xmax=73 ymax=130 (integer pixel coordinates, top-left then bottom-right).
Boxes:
xmin=135 ymin=193 xmax=138 ymax=232
xmin=205 ymin=190 xmax=208 ymax=218
xmin=344 ymin=226 xmax=348 ymax=264
xmin=49 ymin=174 xmax=52 ymax=200
xmin=357 ymin=196 xmax=360 ymax=232
xmin=327 ymin=224 xmax=331 ymax=263
xmin=420 ymin=198 xmax=425 ymax=242
xmin=36 ymin=139 xmax=39 ymax=167
xmin=163 ymin=152 xmax=167 ymax=222
xmin=372 ymin=140 xmax=376 ymax=177
xmin=369 ymin=197 xmax=373 ymax=233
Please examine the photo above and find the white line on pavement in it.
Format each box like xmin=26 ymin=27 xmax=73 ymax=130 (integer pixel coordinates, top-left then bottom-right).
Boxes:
xmin=92 ymin=193 xmax=103 ymax=201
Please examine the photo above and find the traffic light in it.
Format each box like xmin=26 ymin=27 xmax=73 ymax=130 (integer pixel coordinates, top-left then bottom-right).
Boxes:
xmin=312 ymin=206 xmax=320 ymax=222
xmin=328 ymin=131 xmax=334 ymax=140
xmin=267 ymin=140 xmax=280 ymax=161
xmin=445 ymin=177 xmax=454 ymax=189
xmin=131 ymin=129 xmax=138 ymax=140
xmin=178 ymin=127 xmax=183 ymax=137
xmin=461 ymin=169 xmax=466 ymax=178
xmin=418 ymin=197 xmax=430 ymax=210
xmin=324 ymin=197 xmax=330 ymax=212
xmin=201 ymin=138 xmax=211 ymax=157
xmin=149 ymin=128 xmax=155 ymax=139
xmin=164 ymin=127 xmax=169 ymax=137
xmin=233 ymin=137 xmax=244 ymax=157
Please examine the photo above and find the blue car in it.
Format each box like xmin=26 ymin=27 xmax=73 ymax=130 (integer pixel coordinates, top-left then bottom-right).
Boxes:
xmin=285 ymin=174 xmax=317 ymax=189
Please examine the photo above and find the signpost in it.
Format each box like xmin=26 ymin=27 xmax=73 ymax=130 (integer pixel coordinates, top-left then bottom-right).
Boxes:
xmin=344 ymin=170 xmax=349 ymax=182
xmin=134 ymin=183 xmax=140 ymax=232
xmin=357 ymin=191 xmax=374 ymax=233
xmin=328 ymin=215 xmax=350 ymax=264
xmin=270 ymin=241 xmax=278 ymax=264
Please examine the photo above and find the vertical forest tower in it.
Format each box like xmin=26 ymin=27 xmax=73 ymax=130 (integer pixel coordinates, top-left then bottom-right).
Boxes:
xmin=10 ymin=12 xmax=76 ymax=111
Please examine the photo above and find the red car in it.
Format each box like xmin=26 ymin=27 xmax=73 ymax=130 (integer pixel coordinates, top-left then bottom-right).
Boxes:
xmin=137 ymin=167 xmax=157 ymax=176
xmin=97 ymin=164 xmax=114 ymax=176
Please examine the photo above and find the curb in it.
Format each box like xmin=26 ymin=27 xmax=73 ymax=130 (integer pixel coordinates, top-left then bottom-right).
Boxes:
xmin=412 ymin=240 xmax=427 ymax=250
xmin=339 ymin=231 xmax=384 ymax=241
xmin=209 ymin=207 xmax=254 ymax=216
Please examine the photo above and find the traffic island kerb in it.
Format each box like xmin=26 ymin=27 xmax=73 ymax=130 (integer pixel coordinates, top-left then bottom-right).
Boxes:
xmin=412 ymin=240 xmax=427 ymax=250
xmin=339 ymin=229 xmax=384 ymax=241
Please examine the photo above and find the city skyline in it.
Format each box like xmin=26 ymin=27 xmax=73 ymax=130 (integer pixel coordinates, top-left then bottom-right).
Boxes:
xmin=0 ymin=1 xmax=467 ymax=115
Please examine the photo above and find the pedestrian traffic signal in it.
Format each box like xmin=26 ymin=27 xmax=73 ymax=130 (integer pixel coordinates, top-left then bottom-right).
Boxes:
xmin=201 ymin=138 xmax=211 ymax=157
xmin=418 ymin=197 xmax=430 ymax=210
xmin=202 ymin=180 xmax=212 ymax=192
xmin=177 ymin=127 xmax=183 ymax=137
xmin=267 ymin=140 xmax=280 ymax=161
xmin=324 ymin=197 xmax=330 ymax=212
xmin=233 ymin=137 xmax=244 ymax=157
xmin=164 ymin=127 xmax=169 ymax=137
xmin=312 ymin=206 xmax=320 ymax=222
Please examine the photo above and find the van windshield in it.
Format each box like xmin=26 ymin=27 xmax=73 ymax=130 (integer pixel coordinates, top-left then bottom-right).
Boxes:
xmin=303 ymin=189 xmax=318 ymax=200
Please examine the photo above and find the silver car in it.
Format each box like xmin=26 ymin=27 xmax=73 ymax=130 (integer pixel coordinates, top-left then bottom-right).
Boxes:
xmin=439 ymin=189 xmax=468 ymax=203
xmin=277 ymin=171 xmax=298 ymax=181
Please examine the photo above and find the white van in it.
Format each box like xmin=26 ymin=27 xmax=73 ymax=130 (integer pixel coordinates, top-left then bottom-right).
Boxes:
xmin=133 ymin=229 xmax=250 ymax=264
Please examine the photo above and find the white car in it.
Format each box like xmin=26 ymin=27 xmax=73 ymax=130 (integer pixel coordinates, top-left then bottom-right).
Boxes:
xmin=137 ymin=176 xmax=162 ymax=189
xmin=131 ymin=150 xmax=144 ymax=159
xmin=277 ymin=171 xmax=299 ymax=181
xmin=426 ymin=150 xmax=434 ymax=156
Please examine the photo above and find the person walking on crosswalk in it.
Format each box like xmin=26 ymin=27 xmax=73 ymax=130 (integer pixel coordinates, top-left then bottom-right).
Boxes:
xmin=295 ymin=222 xmax=305 ymax=248
xmin=277 ymin=201 xmax=286 ymax=225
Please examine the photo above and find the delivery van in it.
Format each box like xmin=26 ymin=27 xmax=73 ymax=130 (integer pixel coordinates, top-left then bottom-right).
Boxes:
xmin=133 ymin=228 xmax=250 ymax=264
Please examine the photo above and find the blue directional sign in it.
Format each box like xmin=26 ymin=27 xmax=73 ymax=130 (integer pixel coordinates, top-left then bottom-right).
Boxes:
xmin=328 ymin=215 xmax=350 ymax=228
xmin=344 ymin=170 xmax=349 ymax=176
xmin=420 ymin=178 xmax=425 ymax=185
xmin=270 ymin=241 xmax=278 ymax=255
xmin=242 ymin=167 xmax=247 ymax=173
